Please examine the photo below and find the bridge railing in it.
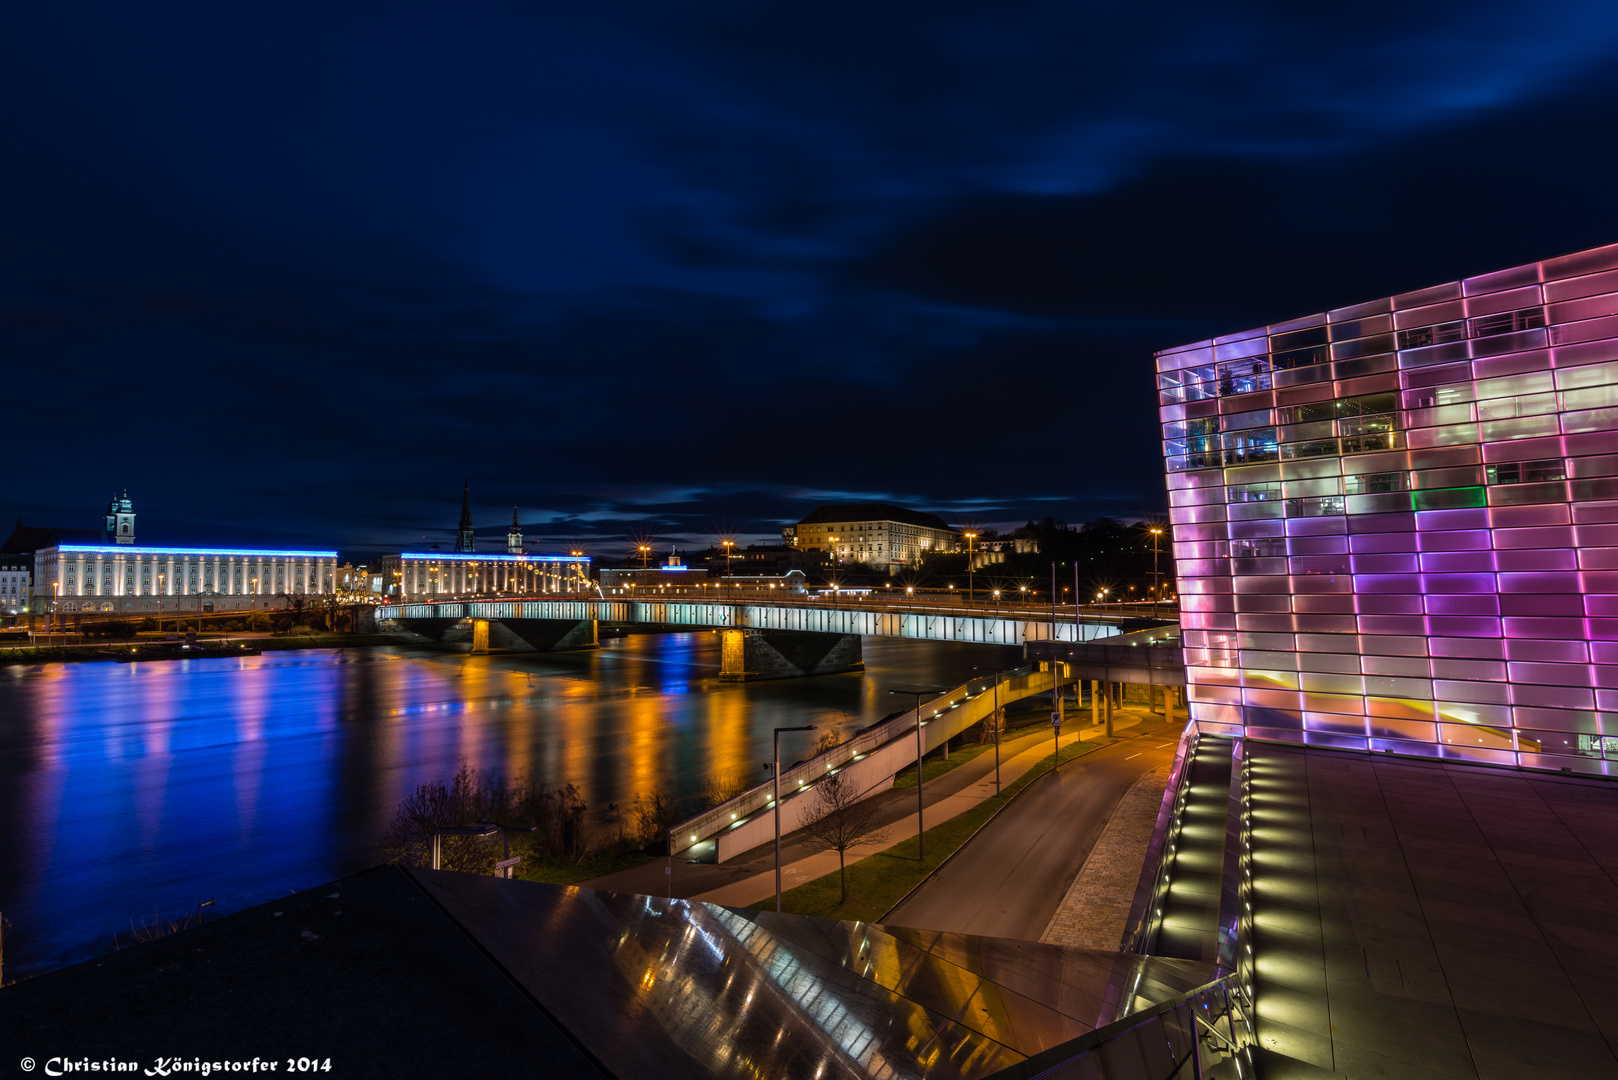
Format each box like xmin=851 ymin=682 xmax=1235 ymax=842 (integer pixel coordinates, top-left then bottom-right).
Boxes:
xmin=376 ymin=593 xmax=1176 ymax=624
xmin=669 ymin=665 xmax=1037 ymax=856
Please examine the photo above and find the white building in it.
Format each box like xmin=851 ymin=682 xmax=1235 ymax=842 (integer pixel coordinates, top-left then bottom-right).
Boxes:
xmin=388 ymin=552 xmax=593 ymax=600
xmin=1 ymin=558 xmax=28 ymax=615
xmin=35 ymin=544 xmax=340 ymax=615
xmin=782 ymin=503 xmax=961 ymax=572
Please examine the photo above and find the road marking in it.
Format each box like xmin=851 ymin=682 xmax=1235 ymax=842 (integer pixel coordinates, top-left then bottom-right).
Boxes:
xmin=1155 ymin=743 xmax=1172 ymax=748
xmin=1125 ymin=753 xmax=1142 ymax=760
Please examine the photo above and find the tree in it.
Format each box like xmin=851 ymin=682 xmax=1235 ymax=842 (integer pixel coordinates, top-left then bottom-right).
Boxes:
xmin=797 ymin=769 xmax=889 ymax=904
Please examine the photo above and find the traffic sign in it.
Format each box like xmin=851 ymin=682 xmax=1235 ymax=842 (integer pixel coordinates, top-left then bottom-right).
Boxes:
xmin=1051 ymin=712 xmax=1062 ymax=727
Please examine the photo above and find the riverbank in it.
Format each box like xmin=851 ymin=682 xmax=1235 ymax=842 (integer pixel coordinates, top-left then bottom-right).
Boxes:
xmin=0 ymin=632 xmax=400 ymax=665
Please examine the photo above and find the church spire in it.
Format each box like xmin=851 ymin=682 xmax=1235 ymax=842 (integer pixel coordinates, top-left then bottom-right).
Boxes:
xmin=507 ymin=506 xmax=523 ymax=554
xmin=456 ymin=478 xmax=476 ymax=553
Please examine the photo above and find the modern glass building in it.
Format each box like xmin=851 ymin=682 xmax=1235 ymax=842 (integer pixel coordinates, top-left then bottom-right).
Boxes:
xmin=1157 ymin=242 xmax=1618 ymax=774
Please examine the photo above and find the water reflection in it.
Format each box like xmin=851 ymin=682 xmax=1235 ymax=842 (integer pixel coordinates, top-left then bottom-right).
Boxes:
xmin=0 ymin=633 xmax=1018 ymax=978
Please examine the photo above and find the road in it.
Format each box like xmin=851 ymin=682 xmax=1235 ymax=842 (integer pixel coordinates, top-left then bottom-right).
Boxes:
xmin=882 ymin=718 xmax=1178 ymax=941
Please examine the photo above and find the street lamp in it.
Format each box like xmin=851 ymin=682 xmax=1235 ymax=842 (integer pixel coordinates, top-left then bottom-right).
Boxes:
xmin=964 ymin=532 xmax=977 ymax=606
xmin=765 ymin=724 xmax=816 ymax=912
xmin=889 ymin=686 xmax=947 ymax=859
xmin=973 ymin=666 xmax=1004 ymax=792
xmin=638 ymin=545 xmax=651 ymax=569
xmin=1150 ymin=527 xmax=1163 ymax=617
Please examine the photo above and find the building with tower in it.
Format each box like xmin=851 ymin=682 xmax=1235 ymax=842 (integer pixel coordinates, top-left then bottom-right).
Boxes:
xmin=372 ymin=483 xmax=591 ymax=599
xmin=456 ymin=479 xmax=476 ymax=553
xmin=104 ymin=492 xmax=135 ymax=544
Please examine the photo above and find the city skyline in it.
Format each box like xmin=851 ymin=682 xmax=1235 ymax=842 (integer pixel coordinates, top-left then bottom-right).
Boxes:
xmin=7 ymin=4 xmax=1618 ymax=552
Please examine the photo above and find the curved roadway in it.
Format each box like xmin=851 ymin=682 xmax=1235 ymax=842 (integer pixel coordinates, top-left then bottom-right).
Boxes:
xmin=882 ymin=718 xmax=1178 ymax=941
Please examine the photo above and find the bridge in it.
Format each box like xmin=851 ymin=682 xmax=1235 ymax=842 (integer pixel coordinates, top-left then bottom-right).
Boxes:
xmin=373 ymin=595 xmax=1172 ymax=680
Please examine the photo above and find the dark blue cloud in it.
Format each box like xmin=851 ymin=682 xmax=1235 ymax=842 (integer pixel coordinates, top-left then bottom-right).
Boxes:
xmin=4 ymin=1 xmax=1618 ymax=555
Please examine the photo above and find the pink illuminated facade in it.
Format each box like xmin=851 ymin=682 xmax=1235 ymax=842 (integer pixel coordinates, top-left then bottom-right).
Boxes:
xmin=1158 ymin=242 xmax=1618 ymax=773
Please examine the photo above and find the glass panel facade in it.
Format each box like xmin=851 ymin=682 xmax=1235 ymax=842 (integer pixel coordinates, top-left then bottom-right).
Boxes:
xmin=1157 ymin=242 xmax=1618 ymax=774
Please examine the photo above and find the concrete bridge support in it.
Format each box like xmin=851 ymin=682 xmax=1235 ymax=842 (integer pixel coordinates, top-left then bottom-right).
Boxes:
xmin=385 ymin=616 xmax=598 ymax=653
xmin=718 ymin=628 xmax=863 ymax=682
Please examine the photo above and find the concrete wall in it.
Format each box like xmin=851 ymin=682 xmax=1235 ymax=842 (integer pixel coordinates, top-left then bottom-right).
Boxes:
xmin=719 ymin=629 xmax=863 ymax=681
xmin=388 ymin=616 xmax=597 ymax=651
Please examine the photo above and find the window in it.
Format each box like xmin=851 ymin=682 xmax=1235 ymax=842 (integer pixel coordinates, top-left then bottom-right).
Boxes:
xmin=1231 ymin=537 xmax=1287 ymax=558
xmin=1485 ymin=459 xmax=1565 ymax=484
xmin=1396 ymin=321 xmax=1466 ymax=350
xmin=1227 ymin=482 xmax=1282 ymax=503
xmin=1469 ymin=308 xmax=1545 ymax=338
xmin=1286 ymin=496 xmax=1345 ymax=517
xmin=1345 ymin=472 xmax=1409 ymax=495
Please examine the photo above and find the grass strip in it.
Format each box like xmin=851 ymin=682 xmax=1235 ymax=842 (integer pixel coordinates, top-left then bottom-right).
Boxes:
xmin=517 ymin=849 xmax=656 ymax=887
xmin=890 ymin=739 xmax=996 ymax=788
xmin=751 ymin=736 xmax=1100 ymax=922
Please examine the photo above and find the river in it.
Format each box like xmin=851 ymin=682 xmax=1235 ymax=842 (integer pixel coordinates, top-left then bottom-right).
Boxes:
xmin=0 ymin=633 xmax=1020 ymax=979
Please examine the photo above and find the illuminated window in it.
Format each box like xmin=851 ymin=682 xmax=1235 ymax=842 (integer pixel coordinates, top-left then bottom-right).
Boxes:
xmin=1485 ymin=459 xmax=1565 ymax=485
xmin=1469 ymin=308 xmax=1544 ymax=338
xmin=1396 ymin=321 xmax=1466 ymax=350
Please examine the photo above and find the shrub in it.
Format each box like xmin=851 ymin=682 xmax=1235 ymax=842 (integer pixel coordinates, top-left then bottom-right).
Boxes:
xmin=381 ymin=763 xmax=594 ymax=871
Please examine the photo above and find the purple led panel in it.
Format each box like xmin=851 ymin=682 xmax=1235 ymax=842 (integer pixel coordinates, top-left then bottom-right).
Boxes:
xmin=1157 ymin=242 xmax=1618 ymax=774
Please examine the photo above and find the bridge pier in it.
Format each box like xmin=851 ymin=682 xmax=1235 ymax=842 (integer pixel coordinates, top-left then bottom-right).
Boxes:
xmin=718 ymin=628 xmax=863 ymax=682
xmin=386 ymin=616 xmax=598 ymax=652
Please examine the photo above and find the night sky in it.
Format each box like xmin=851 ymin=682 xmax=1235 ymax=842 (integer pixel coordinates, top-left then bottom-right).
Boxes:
xmin=7 ymin=2 xmax=1618 ymax=557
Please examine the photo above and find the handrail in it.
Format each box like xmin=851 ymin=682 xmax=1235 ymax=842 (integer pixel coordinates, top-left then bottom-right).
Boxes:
xmin=668 ymin=665 xmax=1036 ymax=852
xmin=1120 ymin=729 xmax=1202 ymax=954
xmin=986 ymin=970 xmax=1255 ymax=1080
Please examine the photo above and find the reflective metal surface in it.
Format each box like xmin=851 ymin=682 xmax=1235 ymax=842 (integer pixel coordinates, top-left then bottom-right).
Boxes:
xmin=412 ymin=871 xmax=1215 ymax=1080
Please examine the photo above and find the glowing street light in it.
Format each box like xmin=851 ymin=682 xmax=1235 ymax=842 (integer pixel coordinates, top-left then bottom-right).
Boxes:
xmin=964 ymin=531 xmax=977 ymax=606
xmin=1149 ymin=526 xmax=1164 ymax=617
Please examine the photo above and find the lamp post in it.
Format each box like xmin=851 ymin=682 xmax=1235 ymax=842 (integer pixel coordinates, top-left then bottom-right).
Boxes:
xmin=973 ymin=666 xmax=1004 ymax=792
xmin=890 ymin=686 xmax=947 ymax=859
xmin=158 ymin=573 xmax=165 ymax=635
xmin=1150 ymin=527 xmax=1163 ymax=618
xmin=965 ymin=532 xmax=977 ymax=606
xmin=766 ymin=724 xmax=816 ymax=912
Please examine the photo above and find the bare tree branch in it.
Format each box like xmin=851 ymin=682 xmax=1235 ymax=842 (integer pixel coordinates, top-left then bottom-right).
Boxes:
xmin=797 ymin=769 xmax=889 ymax=905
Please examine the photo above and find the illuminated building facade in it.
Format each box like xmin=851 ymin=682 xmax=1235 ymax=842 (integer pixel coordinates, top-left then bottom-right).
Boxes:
xmin=782 ymin=503 xmax=960 ymax=571
xmin=1158 ymin=242 xmax=1618 ymax=774
xmin=599 ymin=551 xmax=705 ymax=595
xmin=35 ymin=544 xmax=340 ymax=613
xmin=392 ymin=552 xmax=592 ymax=599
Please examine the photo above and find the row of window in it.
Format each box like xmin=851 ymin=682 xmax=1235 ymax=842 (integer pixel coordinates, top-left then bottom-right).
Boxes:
xmin=1160 ymin=307 xmax=1556 ymax=402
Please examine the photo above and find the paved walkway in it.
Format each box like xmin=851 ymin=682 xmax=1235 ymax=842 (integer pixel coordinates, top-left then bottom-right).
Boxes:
xmin=1041 ymin=761 xmax=1173 ymax=949
xmin=582 ymin=707 xmax=1174 ymax=905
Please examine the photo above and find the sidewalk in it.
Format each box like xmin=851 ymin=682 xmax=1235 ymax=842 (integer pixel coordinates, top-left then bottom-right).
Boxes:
xmin=581 ymin=705 xmax=1176 ymax=906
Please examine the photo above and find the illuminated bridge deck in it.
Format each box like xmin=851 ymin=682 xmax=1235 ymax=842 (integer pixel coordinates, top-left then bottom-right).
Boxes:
xmin=377 ymin=595 xmax=1168 ymax=645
